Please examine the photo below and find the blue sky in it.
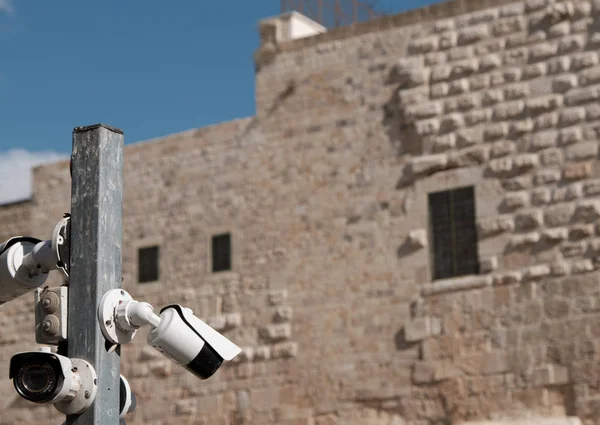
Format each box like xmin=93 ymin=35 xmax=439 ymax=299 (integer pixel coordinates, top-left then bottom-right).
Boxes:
xmin=0 ymin=0 xmax=439 ymax=203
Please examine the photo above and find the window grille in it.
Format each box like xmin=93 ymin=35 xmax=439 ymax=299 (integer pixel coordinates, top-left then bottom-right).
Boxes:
xmin=138 ymin=246 xmax=159 ymax=283
xmin=212 ymin=233 xmax=232 ymax=273
xmin=428 ymin=186 xmax=479 ymax=280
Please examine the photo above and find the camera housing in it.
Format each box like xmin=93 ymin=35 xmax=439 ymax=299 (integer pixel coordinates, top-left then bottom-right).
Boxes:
xmin=148 ymin=305 xmax=242 ymax=379
xmin=9 ymin=349 xmax=97 ymax=415
xmin=99 ymin=289 xmax=242 ymax=380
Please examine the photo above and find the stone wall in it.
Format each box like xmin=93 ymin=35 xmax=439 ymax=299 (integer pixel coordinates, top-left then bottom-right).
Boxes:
xmin=1 ymin=1 xmax=600 ymax=425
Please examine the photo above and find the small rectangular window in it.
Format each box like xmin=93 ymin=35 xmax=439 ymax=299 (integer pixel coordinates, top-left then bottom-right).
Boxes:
xmin=212 ymin=233 xmax=231 ymax=272
xmin=429 ymin=186 xmax=479 ymax=280
xmin=138 ymin=246 xmax=159 ymax=283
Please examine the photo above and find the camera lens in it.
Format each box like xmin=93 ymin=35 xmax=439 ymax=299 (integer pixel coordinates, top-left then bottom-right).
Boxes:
xmin=14 ymin=362 xmax=59 ymax=402
xmin=21 ymin=364 xmax=56 ymax=393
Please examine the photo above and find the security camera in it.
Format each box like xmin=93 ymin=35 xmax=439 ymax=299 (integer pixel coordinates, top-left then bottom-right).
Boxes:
xmin=99 ymin=289 xmax=241 ymax=380
xmin=9 ymin=347 xmax=97 ymax=415
xmin=119 ymin=374 xmax=136 ymax=419
xmin=0 ymin=216 xmax=70 ymax=305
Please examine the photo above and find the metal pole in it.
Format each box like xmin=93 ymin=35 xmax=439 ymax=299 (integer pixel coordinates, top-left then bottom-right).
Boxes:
xmin=66 ymin=124 xmax=124 ymax=425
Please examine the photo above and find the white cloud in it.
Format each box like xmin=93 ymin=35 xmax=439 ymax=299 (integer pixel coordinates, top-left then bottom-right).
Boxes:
xmin=0 ymin=149 xmax=68 ymax=205
xmin=0 ymin=0 xmax=14 ymax=15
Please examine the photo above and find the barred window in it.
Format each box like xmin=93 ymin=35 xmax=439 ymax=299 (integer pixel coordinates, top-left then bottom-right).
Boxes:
xmin=212 ymin=233 xmax=232 ymax=273
xmin=138 ymin=246 xmax=159 ymax=283
xmin=428 ymin=186 xmax=479 ymax=280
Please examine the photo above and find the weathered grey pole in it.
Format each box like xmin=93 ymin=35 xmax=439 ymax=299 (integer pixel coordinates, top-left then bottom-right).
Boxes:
xmin=67 ymin=124 xmax=124 ymax=425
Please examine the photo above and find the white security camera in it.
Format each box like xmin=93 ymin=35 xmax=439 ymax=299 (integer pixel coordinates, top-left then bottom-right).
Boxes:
xmin=9 ymin=347 xmax=97 ymax=415
xmin=0 ymin=216 xmax=70 ymax=305
xmin=99 ymin=289 xmax=242 ymax=379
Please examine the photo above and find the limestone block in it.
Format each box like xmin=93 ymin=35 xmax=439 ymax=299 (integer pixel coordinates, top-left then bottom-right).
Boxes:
xmin=512 ymin=119 xmax=534 ymax=136
xmin=502 ymin=192 xmax=528 ymax=210
xmin=431 ymin=65 xmax=452 ymax=83
xmin=515 ymin=210 xmax=543 ymax=230
xmin=448 ymin=78 xmax=469 ymax=94
xmin=493 ymin=100 xmax=524 ymax=120
xmin=457 ymin=24 xmax=489 ymax=45
xmin=404 ymin=102 xmax=443 ymax=122
xmin=398 ymin=85 xmax=430 ymax=105
xmin=470 ymin=74 xmax=490 ymax=90
xmin=575 ymin=199 xmax=600 ymax=221
xmin=534 ymin=169 xmax=561 ymax=185
xmin=431 ymin=83 xmax=449 ymax=98
xmin=492 ymin=16 xmax=526 ymax=36
xmin=174 ymin=399 xmax=197 ymax=416
xmin=584 ymin=179 xmax=600 ymax=196
xmin=271 ymin=341 xmax=298 ymax=358
xmin=434 ymin=19 xmax=455 ymax=32
xmin=530 ymin=130 xmax=558 ymax=151
xmin=560 ymin=107 xmax=586 ymax=126
xmin=493 ymin=271 xmax=522 ymax=285
xmin=525 ymin=0 xmax=546 ymax=12
xmin=540 ymin=148 xmax=564 ymax=166
xmin=425 ymin=51 xmax=446 ymax=66
xmin=571 ymin=51 xmax=599 ymax=70
xmin=570 ymin=224 xmax=595 ymax=239
xmin=415 ymin=118 xmax=441 ymax=136
xmin=479 ymin=54 xmax=502 ymax=71
xmin=548 ymin=56 xmax=571 ymax=74
xmin=566 ymin=142 xmax=599 ymax=161
xmin=559 ymin=127 xmax=583 ymax=145
xmin=431 ymin=134 xmax=456 ymax=152
xmin=523 ymin=63 xmax=547 ymax=79
xmin=254 ymin=345 xmax=272 ymax=361
xmin=478 ymin=215 xmax=514 ymax=236
xmin=504 ymin=84 xmax=529 ymax=100
xmin=422 ymin=275 xmax=492 ymax=296
xmin=545 ymin=204 xmax=575 ymax=227
xmin=451 ymin=59 xmax=479 ymax=78
xmin=532 ymin=188 xmax=552 ymax=205
xmin=585 ymin=103 xmax=600 ymax=120
xmin=412 ymin=361 xmax=436 ymax=384
xmin=408 ymin=36 xmax=439 ymax=54
xmin=579 ymin=66 xmax=600 ymax=86
xmin=558 ymin=34 xmax=586 ymax=53
xmin=236 ymin=347 xmax=254 ymax=362
xmin=565 ymin=85 xmax=600 ymax=105
xmin=139 ymin=345 xmax=163 ymax=361
xmin=480 ymin=256 xmax=498 ymax=273
xmin=527 ymin=95 xmax=563 ymax=115
xmin=487 ymin=157 xmax=513 ymax=175
xmin=274 ymin=306 xmax=293 ymax=323
xmin=484 ymin=123 xmax=509 ymax=140
xmin=504 ymin=47 xmax=528 ymax=65
xmin=541 ymin=227 xmax=569 ymax=241
xmin=441 ymin=113 xmax=464 ymax=130
xmin=448 ymin=146 xmax=488 ymax=168
xmin=530 ymin=42 xmax=559 ymax=61
xmin=553 ymin=75 xmax=578 ymax=93
xmin=552 ymin=261 xmax=571 ymax=276
xmin=561 ymin=241 xmax=587 ymax=257
xmin=481 ymin=89 xmax=504 ymax=106
xmin=514 ymin=154 xmax=539 ymax=171
xmin=548 ymin=21 xmax=571 ymax=38
xmin=532 ymin=364 xmax=569 ymax=386
xmin=535 ymin=112 xmax=559 ymax=130
xmin=491 ymin=140 xmax=516 ymax=158
xmin=404 ymin=316 xmax=441 ymax=342
xmin=571 ymin=259 xmax=595 ymax=274
xmin=225 ymin=312 xmax=242 ymax=328
xmin=501 ymin=2 xmax=524 ymax=16
xmin=525 ymin=264 xmax=551 ymax=280
xmin=406 ymin=229 xmax=428 ymax=249
xmin=207 ymin=315 xmax=227 ymax=331
xmin=464 ymin=109 xmax=489 ymax=125
xmin=563 ymin=162 xmax=592 ymax=181
xmin=268 ymin=289 xmax=288 ymax=305
xmin=262 ymin=323 xmax=292 ymax=342
xmin=510 ymin=232 xmax=541 ymax=247
xmin=483 ymin=351 xmax=509 ymax=374
xmin=410 ymin=154 xmax=448 ymax=175
xmin=456 ymin=128 xmax=481 ymax=148
xmin=439 ymin=32 xmax=458 ymax=50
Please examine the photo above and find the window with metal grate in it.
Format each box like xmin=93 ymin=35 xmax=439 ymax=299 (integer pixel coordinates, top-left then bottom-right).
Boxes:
xmin=138 ymin=245 xmax=159 ymax=283
xmin=212 ymin=233 xmax=232 ymax=273
xmin=428 ymin=186 xmax=479 ymax=280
